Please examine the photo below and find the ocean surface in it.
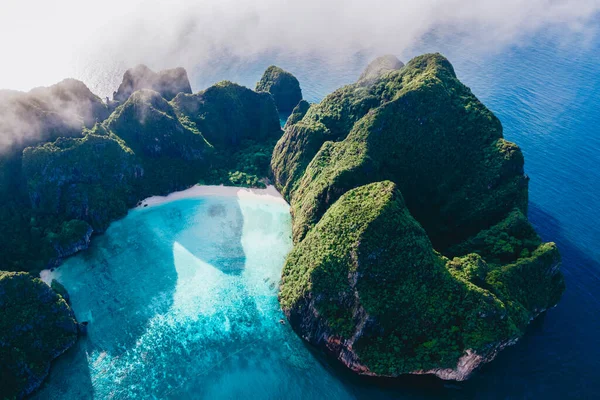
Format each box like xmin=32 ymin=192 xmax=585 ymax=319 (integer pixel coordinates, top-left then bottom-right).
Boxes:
xmin=35 ymin=28 xmax=600 ymax=399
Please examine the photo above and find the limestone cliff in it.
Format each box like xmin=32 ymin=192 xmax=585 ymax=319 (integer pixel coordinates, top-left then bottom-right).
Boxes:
xmin=0 ymin=271 xmax=78 ymax=398
xmin=274 ymin=54 xmax=565 ymax=380
xmin=256 ymin=66 xmax=303 ymax=112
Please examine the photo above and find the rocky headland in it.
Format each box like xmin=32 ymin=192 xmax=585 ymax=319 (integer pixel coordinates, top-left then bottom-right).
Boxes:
xmin=273 ymin=53 xmax=564 ymax=380
xmin=256 ymin=65 xmax=303 ymax=112
xmin=0 ymin=55 xmax=565 ymax=396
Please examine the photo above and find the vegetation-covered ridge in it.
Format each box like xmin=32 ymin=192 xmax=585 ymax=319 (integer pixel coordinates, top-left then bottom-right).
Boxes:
xmin=256 ymin=65 xmax=303 ymax=112
xmin=273 ymin=53 xmax=565 ymax=380
xmin=0 ymin=77 xmax=282 ymax=274
xmin=0 ymin=271 xmax=78 ymax=399
xmin=0 ymin=65 xmax=287 ymax=397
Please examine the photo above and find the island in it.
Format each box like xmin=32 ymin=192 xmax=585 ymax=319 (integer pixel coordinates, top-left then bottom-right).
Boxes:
xmin=272 ymin=53 xmax=564 ymax=379
xmin=256 ymin=65 xmax=303 ymax=112
xmin=0 ymin=55 xmax=564 ymax=396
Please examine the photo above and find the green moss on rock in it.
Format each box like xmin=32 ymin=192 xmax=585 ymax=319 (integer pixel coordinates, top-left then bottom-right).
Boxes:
xmin=274 ymin=53 xmax=565 ymax=380
xmin=256 ymin=66 xmax=303 ymax=112
xmin=284 ymin=100 xmax=310 ymax=129
xmin=0 ymin=272 xmax=78 ymax=398
xmin=22 ymin=130 xmax=140 ymax=232
xmin=281 ymin=182 xmax=517 ymax=375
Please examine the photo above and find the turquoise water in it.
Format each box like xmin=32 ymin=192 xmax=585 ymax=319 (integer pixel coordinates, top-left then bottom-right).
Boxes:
xmin=35 ymin=195 xmax=354 ymax=399
xmin=186 ymin=32 xmax=600 ymax=398
xmin=34 ymin=27 xmax=600 ymax=398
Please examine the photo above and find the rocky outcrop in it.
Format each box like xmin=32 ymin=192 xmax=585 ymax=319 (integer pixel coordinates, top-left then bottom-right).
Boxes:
xmin=22 ymin=131 xmax=142 ymax=231
xmin=2 ymin=74 xmax=282 ymax=273
xmin=274 ymin=54 xmax=565 ymax=380
xmin=107 ymin=89 xmax=208 ymax=160
xmin=358 ymin=54 xmax=404 ymax=82
xmin=284 ymin=99 xmax=310 ymax=129
xmin=48 ymin=220 xmax=93 ymax=268
xmin=50 ymin=279 xmax=71 ymax=304
xmin=256 ymin=66 xmax=302 ymax=112
xmin=113 ymin=65 xmax=192 ymax=103
xmin=172 ymin=80 xmax=281 ymax=148
xmin=0 ymin=271 xmax=78 ymax=398
xmin=0 ymin=79 xmax=109 ymax=154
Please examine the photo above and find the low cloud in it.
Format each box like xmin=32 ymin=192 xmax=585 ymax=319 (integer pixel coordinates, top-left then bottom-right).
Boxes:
xmin=1 ymin=0 xmax=598 ymax=91
xmin=0 ymin=0 xmax=598 ymax=150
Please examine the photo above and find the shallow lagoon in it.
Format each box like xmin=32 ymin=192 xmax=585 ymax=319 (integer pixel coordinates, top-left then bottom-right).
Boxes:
xmin=35 ymin=191 xmax=355 ymax=399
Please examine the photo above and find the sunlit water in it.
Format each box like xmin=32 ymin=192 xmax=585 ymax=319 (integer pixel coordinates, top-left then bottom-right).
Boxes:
xmin=33 ymin=27 xmax=600 ymax=399
xmin=35 ymin=195 xmax=353 ymax=399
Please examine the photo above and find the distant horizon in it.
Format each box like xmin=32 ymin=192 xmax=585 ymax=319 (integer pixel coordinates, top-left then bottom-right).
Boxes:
xmin=1 ymin=0 xmax=598 ymax=96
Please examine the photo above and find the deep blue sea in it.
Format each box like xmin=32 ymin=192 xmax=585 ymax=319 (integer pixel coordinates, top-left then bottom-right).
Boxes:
xmin=35 ymin=28 xmax=600 ymax=399
xmin=187 ymin=32 xmax=600 ymax=398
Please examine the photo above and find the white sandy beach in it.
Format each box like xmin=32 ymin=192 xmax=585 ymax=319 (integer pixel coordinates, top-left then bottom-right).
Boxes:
xmin=40 ymin=184 xmax=288 ymax=285
xmin=135 ymin=184 xmax=288 ymax=209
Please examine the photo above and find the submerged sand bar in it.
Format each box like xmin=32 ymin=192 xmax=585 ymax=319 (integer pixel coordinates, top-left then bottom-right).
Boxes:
xmin=40 ymin=185 xmax=288 ymax=285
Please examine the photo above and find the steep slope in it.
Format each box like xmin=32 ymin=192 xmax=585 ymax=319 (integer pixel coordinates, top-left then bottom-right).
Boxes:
xmin=0 ymin=271 xmax=79 ymax=398
xmin=0 ymin=79 xmax=109 ymax=155
xmin=1 ymin=75 xmax=282 ymax=273
xmin=256 ymin=66 xmax=303 ymax=112
xmin=273 ymin=54 xmax=565 ymax=380
xmin=22 ymin=129 xmax=141 ymax=232
xmin=173 ymin=81 xmax=281 ymax=148
xmin=172 ymin=81 xmax=282 ymax=186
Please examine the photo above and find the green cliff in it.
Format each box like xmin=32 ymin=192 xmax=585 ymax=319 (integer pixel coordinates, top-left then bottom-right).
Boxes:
xmin=0 ymin=68 xmax=283 ymax=396
xmin=0 ymin=76 xmax=282 ymax=274
xmin=284 ymin=100 xmax=310 ymax=129
xmin=273 ymin=54 xmax=565 ymax=380
xmin=0 ymin=79 xmax=109 ymax=154
xmin=0 ymin=271 xmax=78 ymax=399
xmin=256 ymin=66 xmax=303 ymax=112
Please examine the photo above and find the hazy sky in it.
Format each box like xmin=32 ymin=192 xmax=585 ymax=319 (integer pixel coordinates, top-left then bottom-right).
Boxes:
xmin=1 ymin=0 xmax=599 ymax=94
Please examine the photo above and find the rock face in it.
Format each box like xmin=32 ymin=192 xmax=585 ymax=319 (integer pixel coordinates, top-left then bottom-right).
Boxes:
xmin=284 ymin=100 xmax=310 ymax=129
xmin=0 ymin=75 xmax=282 ymax=274
xmin=0 ymin=79 xmax=109 ymax=154
xmin=256 ymin=66 xmax=302 ymax=112
xmin=273 ymin=54 xmax=565 ymax=380
xmin=0 ymin=68 xmax=283 ymax=396
xmin=22 ymin=130 xmax=142 ymax=232
xmin=107 ymin=90 xmax=208 ymax=161
xmin=50 ymin=220 xmax=93 ymax=267
xmin=0 ymin=271 xmax=78 ymax=398
xmin=172 ymin=81 xmax=281 ymax=148
xmin=358 ymin=54 xmax=404 ymax=82
xmin=113 ymin=65 xmax=192 ymax=103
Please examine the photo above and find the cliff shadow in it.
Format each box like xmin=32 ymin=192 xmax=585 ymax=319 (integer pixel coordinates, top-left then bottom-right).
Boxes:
xmin=31 ymin=337 xmax=94 ymax=400
xmin=168 ymin=197 xmax=246 ymax=276
xmin=34 ymin=195 xmax=251 ymax=397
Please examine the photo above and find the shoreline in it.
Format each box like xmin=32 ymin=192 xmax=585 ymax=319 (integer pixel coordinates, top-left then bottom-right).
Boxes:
xmin=40 ymin=184 xmax=288 ymax=285
xmin=135 ymin=184 xmax=288 ymax=209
